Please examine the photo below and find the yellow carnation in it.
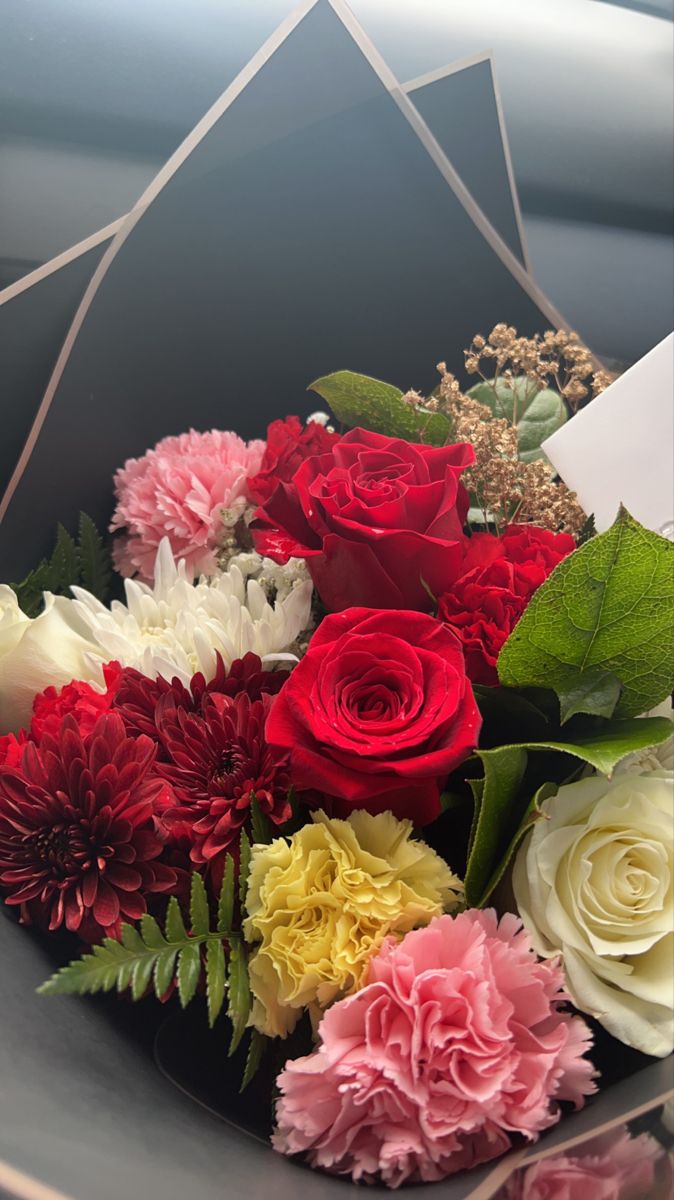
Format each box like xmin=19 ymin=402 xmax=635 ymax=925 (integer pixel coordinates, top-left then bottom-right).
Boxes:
xmin=243 ymin=809 xmax=462 ymax=1037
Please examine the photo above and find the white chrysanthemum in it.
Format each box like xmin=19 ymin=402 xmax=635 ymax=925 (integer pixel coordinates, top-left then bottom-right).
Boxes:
xmin=228 ymin=551 xmax=311 ymax=604
xmin=71 ymin=539 xmax=313 ymax=685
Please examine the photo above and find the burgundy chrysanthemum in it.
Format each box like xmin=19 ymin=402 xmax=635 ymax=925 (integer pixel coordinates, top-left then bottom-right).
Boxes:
xmin=156 ymin=691 xmax=291 ymax=867
xmin=0 ymin=713 xmax=176 ymax=939
xmin=113 ymin=653 xmax=288 ymax=746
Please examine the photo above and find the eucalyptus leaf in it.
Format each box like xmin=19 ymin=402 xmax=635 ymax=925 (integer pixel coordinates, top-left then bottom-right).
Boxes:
xmin=467 ymin=376 xmax=566 ymax=463
xmin=309 ymin=370 xmax=451 ymax=445
xmin=498 ymin=508 xmax=674 ymax=717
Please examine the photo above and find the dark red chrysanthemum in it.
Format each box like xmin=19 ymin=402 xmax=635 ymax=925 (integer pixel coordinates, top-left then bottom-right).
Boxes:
xmin=113 ymin=653 xmax=288 ymax=746
xmin=0 ymin=712 xmax=176 ymax=939
xmin=156 ymin=691 xmax=291 ymax=867
xmin=30 ymin=661 xmax=123 ymax=743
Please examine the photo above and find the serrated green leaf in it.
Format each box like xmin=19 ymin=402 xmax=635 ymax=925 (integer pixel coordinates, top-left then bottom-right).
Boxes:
xmin=218 ymin=856 xmax=235 ymax=934
xmin=238 ymin=832 xmax=251 ymax=907
xmin=140 ymin=913 xmax=167 ymax=950
xmin=464 ymin=747 xmax=527 ymax=907
xmin=131 ymin=955 xmax=155 ymax=1001
xmin=240 ymin=1029 xmax=265 ymax=1092
xmin=177 ymin=942 xmax=202 ymax=1008
xmin=50 ymin=523 xmax=79 ymax=591
xmin=206 ymin=938 xmax=227 ymax=1028
xmin=557 ymin=669 xmax=622 ymax=724
xmin=10 ymin=559 xmax=52 ymax=618
xmin=153 ymin=947 xmax=179 ymax=998
xmin=498 ymin=508 xmax=674 ymax=717
xmin=467 ymin=377 xmax=566 ymax=463
xmin=250 ymin=796 xmax=272 ymax=844
xmin=227 ymin=940 xmax=251 ymax=1056
xmin=189 ymin=872 xmax=210 ymax=937
xmin=309 ymin=370 xmax=451 ymax=446
xmin=165 ymin=896 xmax=187 ymax=943
xmin=78 ymin=512 xmax=112 ymax=602
xmin=121 ymin=924 xmax=146 ymax=955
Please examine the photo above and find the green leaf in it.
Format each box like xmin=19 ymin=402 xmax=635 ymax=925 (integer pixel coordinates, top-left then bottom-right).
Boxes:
xmin=39 ymin=873 xmax=233 ymax=1016
xmin=522 ymin=717 xmax=674 ymax=775
xmin=309 ymin=370 xmax=451 ymax=446
xmin=50 ymin=524 xmax=79 ymax=591
xmin=189 ymin=872 xmax=210 ymax=937
xmin=238 ymin=831 xmax=252 ymax=907
xmin=131 ymin=954 xmax=156 ymax=1002
xmin=557 ymin=669 xmax=622 ymax=724
xmin=154 ymin=947 xmax=179 ymax=998
xmin=250 ymin=796 xmax=272 ymax=844
xmin=177 ymin=942 xmax=202 ymax=1007
xmin=218 ymin=855 xmax=235 ymax=934
xmin=227 ymin=940 xmax=251 ymax=1056
xmin=78 ymin=511 xmax=112 ymax=602
xmin=473 ymin=781 xmax=557 ymax=907
xmin=206 ymin=939 xmax=227 ymax=1028
xmin=467 ymin=377 xmax=566 ymax=463
xmin=165 ymin=895 xmax=187 ymax=943
xmin=498 ymin=508 xmax=674 ymax=717
xmin=139 ymin=913 xmax=167 ymax=951
xmin=464 ymin=747 xmax=527 ymax=907
xmin=463 ymin=714 xmax=674 ymax=906
xmin=240 ymin=1029 xmax=265 ymax=1092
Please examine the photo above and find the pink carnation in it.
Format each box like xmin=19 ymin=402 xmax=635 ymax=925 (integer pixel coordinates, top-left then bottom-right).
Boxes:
xmin=273 ymin=910 xmax=596 ymax=1189
xmin=501 ymin=1126 xmax=671 ymax=1199
xmin=111 ymin=429 xmax=265 ymax=581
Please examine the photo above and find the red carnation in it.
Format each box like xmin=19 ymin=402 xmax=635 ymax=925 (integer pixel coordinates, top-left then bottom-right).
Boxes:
xmin=155 ymin=691 xmax=291 ymax=869
xmin=30 ymin=661 xmax=122 ymax=743
xmin=247 ymin=415 xmax=339 ymax=505
xmin=0 ymin=712 xmax=176 ymax=939
xmin=439 ymin=525 xmax=575 ymax=686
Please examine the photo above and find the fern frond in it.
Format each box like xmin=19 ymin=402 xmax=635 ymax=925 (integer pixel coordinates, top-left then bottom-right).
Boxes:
xmin=38 ymin=872 xmax=246 ymax=1032
xmin=10 ymin=512 xmax=112 ymax=616
xmin=240 ymin=1028 xmax=266 ymax=1092
xmin=78 ymin=512 xmax=112 ymax=601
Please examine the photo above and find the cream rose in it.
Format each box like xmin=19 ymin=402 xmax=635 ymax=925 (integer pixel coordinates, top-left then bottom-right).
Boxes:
xmin=513 ymin=769 xmax=673 ymax=1057
xmin=0 ymin=589 xmax=104 ymax=733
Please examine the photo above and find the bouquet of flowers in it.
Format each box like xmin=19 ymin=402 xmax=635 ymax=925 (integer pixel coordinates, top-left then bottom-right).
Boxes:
xmin=1 ymin=327 xmax=672 ymax=1191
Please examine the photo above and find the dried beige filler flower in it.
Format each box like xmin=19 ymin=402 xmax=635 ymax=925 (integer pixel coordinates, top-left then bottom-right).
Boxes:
xmin=397 ymin=323 xmax=606 ymax=537
xmin=464 ymin=324 xmax=610 ymax=413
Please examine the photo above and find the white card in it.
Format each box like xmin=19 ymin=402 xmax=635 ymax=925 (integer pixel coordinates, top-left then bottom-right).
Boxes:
xmin=543 ymin=333 xmax=674 ymax=535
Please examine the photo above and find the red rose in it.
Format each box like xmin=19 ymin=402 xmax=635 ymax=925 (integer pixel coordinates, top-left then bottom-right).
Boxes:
xmin=439 ymin=525 xmax=575 ymax=686
xmin=247 ymin=415 xmax=339 ymax=505
xmin=252 ymin=427 xmax=475 ymax=612
xmin=265 ymin=607 xmax=481 ymax=825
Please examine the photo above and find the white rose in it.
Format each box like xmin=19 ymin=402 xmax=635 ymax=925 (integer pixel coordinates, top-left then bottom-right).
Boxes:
xmin=0 ymin=591 xmax=104 ymax=734
xmin=513 ymin=769 xmax=673 ymax=1057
